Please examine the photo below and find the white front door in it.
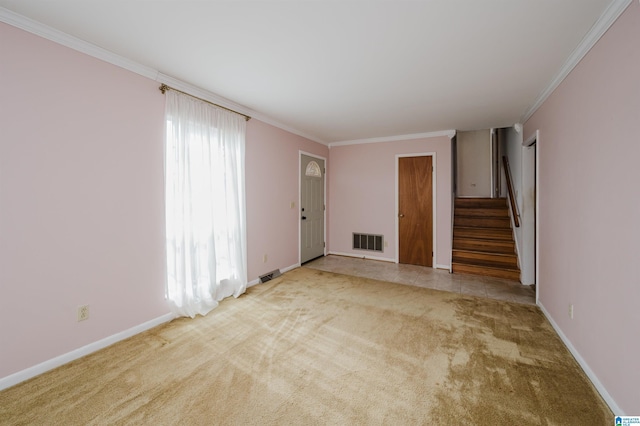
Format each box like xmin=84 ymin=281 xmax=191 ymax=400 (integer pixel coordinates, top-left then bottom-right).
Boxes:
xmin=300 ymin=154 xmax=325 ymax=263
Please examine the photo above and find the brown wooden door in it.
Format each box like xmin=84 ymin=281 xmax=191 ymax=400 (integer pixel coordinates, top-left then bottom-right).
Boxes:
xmin=399 ymin=156 xmax=433 ymax=267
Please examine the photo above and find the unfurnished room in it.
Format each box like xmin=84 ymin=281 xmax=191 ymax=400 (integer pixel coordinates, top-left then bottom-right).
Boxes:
xmin=0 ymin=1 xmax=638 ymax=424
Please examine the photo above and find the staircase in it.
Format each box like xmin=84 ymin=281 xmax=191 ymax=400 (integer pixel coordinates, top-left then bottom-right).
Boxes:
xmin=452 ymin=198 xmax=520 ymax=281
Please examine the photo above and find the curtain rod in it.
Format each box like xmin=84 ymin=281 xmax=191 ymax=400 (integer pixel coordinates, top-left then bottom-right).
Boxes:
xmin=159 ymin=84 xmax=251 ymax=121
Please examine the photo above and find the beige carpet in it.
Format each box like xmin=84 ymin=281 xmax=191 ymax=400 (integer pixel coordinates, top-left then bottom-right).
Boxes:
xmin=0 ymin=267 xmax=612 ymax=425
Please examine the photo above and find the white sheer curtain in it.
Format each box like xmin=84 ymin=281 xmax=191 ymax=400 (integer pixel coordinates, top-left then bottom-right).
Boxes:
xmin=164 ymin=90 xmax=247 ymax=318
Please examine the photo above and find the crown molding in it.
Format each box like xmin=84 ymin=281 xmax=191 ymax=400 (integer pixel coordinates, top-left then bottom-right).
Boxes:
xmin=0 ymin=7 xmax=159 ymax=80
xmin=329 ymin=130 xmax=456 ymax=148
xmin=245 ymin=114 xmax=327 ymax=145
xmin=0 ymin=7 xmax=327 ymax=145
xmin=521 ymin=0 xmax=633 ymax=123
xmin=156 ymin=73 xmax=326 ymax=144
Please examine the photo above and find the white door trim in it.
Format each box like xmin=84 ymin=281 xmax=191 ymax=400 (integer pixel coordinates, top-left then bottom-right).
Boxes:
xmin=299 ymin=151 xmax=327 ymax=265
xmin=395 ymin=152 xmax=437 ymax=267
xmin=523 ymin=130 xmax=540 ymax=303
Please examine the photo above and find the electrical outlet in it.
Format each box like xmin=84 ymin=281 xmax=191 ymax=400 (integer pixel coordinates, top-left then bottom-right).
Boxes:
xmin=78 ymin=305 xmax=89 ymax=322
xmin=569 ymin=304 xmax=574 ymax=319
xmin=263 ymin=254 xmax=268 ymax=263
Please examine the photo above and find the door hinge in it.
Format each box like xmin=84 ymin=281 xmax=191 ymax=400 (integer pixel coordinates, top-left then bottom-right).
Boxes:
xmin=324 ymin=242 xmax=326 ymax=248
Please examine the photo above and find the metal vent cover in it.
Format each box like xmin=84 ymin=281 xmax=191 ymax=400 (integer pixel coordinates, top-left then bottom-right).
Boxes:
xmin=259 ymin=269 xmax=282 ymax=283
xmin=353 ymin=233 xmax=384 ymax=252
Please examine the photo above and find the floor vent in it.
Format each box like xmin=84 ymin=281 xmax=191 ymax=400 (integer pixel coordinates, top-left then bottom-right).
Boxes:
xmin=353 ymin=233 xmax=384 ymax=252
xmin=259 ymin=269 xmax=282 ymax=283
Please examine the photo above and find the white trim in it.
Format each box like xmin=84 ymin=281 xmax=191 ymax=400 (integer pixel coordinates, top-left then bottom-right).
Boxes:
xmin=324 ymin=251 xmax=447 ymax=269
xmin=490 ymin=129 xmax=496 ymax=198
xmin=535 ymin=130 xmax=541 ymax=303
xmin=328 ymin=251 xmax=395 ymax=263
xmin=0 ymin=312 xmax=175 ymax=391
xmin=521 ymin=0 xmax=633 ymax=123
xmin=395 ymin=152 xmax=437 ymax=268
xmin=537 ymin=302 xmax=623 ymax=415
xmin=0 ymin=7 xmax=327 ymax=146
xmin=248 ymin=263 xmax=301 ymax=288
xmin=523 ymin=130 xmax=540 ymax=302
xmin=251 ymin=116 xmax=326 ymax=145
xmin=281 ymin=263 xmax=300 ymax=273
xmin=523 ymin=132 xmax=538 ymax=148
xmin=159 ymin=73 xmax=327 ymax=144
xmin=0 ymin=7 xmax=159 ymax=80
xmin=299 ymin=151 xmax=328 ymax=265
xmin=329 ymin=130 xmax=456 ymax=148
xmin=508 ymin=196 xmax=523 ymax=282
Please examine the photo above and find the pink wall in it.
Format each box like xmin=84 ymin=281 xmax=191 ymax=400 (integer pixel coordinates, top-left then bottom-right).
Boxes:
xmin=328 ymin=137 xmax=452 ymax=267
xmin=524 ymin=2 xmax=640 ymax=413
xmin=0 ymin=23 xmax=169 ymax=378
xmin=245 ymin=120 xmax=329 ymax=282
xmin=0 ymin=22 xmax=328 ymax=382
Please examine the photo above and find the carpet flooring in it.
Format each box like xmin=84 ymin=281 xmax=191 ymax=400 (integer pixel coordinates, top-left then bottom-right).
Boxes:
xmin=0 ymin=267 xmax=612 ymax=425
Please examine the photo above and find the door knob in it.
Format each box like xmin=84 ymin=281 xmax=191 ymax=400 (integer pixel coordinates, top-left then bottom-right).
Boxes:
xmin=398 ymin=214 xmax=405 ymax=218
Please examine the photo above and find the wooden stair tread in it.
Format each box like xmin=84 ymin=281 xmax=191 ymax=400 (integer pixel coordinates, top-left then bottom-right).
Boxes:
xmin=454 ymin=208 xmax=509 ymax=218
xmin=452 ymin=257 xmax=519 ymax=270
xmin=453 ymin=227 xmax=513 ymax=240
xmin=453 ymin=238 xmax=515 ymax=254
xmin=454 ymin=217 xmax=511 ymax=229
xmin=455 ymin=198 xmax=508 ymax=208
xmin=452 ymin=250 xmax=518 ymax=268
xmin=452 ymin=263 xmax=520 ymax=280
xmin=452 ymin=260 xmax=519 ymax=271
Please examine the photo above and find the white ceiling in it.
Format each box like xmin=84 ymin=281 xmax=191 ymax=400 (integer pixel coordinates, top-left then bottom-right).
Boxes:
xmin=0 ymin=0 xmax=618 ymax=143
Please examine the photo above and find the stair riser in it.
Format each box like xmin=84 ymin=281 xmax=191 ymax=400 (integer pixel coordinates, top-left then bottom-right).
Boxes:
xmin=455 ymin=198 xmax=507 ymax=209
xmin=455 ymin=217 xmax=511 ymax=228
xmin=455 ymin=208 xmax=509 ymax=218
xmin=453 ymin=228 xmax=513 ymax=241
xmin=452 ymin=264 xmax=520 ymax=281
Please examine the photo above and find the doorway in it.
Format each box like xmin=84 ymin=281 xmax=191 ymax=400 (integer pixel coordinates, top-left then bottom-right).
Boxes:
xmin=397 ymin=154 xmax=435 ymax=267
xmin=300 ymin=153 xmax=326 ymax=264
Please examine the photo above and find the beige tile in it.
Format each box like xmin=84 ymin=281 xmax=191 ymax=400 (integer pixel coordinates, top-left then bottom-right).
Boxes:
xmin=304 ymin=255 xmax=535 ymax=305
xmin=460 ymin=282 xmax=487 ymax=297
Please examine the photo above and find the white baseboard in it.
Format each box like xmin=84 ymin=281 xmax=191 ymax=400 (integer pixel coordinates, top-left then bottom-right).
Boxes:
xmin=248 ymin=262 xmax=301 ymax=288
xmin=537 ymin=301 xmax=623 ymax=415
xmin=328 ymin=252 xmax=448 ymax=270
xmin=0 ymin=312 xmax=175 ymax=391
xmin=282 ymin=263 xmax=300 ymax=273
xmin=328 ymin=251 xmax=395 ymax=263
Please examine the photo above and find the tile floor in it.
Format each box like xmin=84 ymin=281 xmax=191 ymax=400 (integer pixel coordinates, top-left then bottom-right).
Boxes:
xmin=305 ymin=255 xmax=536 ymax=305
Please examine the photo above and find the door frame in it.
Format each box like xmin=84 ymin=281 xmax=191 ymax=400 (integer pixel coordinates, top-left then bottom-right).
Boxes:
xmin=395 ymin=152 xmax=437 ymax=267
xmin=298 ymin=151 xmax=327 ymax=265
xmin=522 ymin=130 xmax=539 ymax=303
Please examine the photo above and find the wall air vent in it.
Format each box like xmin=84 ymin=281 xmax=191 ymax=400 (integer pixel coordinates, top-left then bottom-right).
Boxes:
xmin=353 ymin=233 xmax=384 ymax=252
xmin=259 ymin=269 xmax=282 ymax=283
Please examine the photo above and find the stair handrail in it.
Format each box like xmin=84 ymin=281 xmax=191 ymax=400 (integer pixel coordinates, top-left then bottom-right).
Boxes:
xmin=502 ymin=156 xmax=520 ymax=228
